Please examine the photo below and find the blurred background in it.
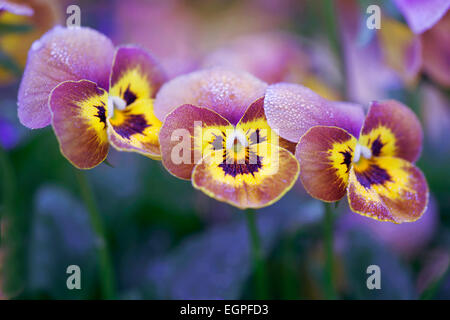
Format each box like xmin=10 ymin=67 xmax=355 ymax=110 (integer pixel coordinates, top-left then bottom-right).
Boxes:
xmin=0 ymin=0 xmax=449 ymax=300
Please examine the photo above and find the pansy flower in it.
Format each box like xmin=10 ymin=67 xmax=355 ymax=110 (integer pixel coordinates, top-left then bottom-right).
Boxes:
xmin=296 ymin=100 xmax=428 ymax=223
xmin=264 ymin=83 xmax=428 ymax=223
xmin=18 ymin=26 xmax=167 ymax=168
xmin=155 ymin=68 xmax=299 ymax=209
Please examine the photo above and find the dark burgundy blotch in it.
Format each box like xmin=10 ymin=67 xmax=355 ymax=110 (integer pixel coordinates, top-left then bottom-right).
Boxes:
xmin=356 ymin=164 xmax=392 ymax=188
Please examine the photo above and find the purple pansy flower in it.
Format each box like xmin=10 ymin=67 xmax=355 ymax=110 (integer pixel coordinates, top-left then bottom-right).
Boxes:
xmin=264 ymin=84 xmax=429 ymax=223
xmin=155 ymin=68 xmax=299 ymax=209
xmin=18 ymin=26 xmax=167 ymax=169
xmin=394 ymin=0 xmax=450 ymax=34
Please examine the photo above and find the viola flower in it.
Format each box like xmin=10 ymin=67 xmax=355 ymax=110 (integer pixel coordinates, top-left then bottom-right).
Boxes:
xmin=155 ymin=68 xmax=299 ymax=209
xmin=18 ymin=26 xmax=167 ymax=169
xmin=296 ymin=100 xmax=428 ymax=223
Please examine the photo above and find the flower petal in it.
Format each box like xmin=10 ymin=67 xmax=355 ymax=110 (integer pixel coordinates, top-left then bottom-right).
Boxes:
xmin=18 ymin=26 xmax=115 ymax=129
xmin=109 ymin=46 xmax=167 ymax=102
xmin=159 ymin=104 xmax=232 ymax=180
xmin=154 ymin=67 xmax=267 ymax=125
xmin=237 ymin=97 xmax=297 ymax=154
xmin=192 ymin=147 xmax=299 ymax=209
xmin=296 ymin=126 xmax=357 ymax=202
xmin=359 ymin=100 xmax=423 ymax=163
xmin=264 ymin=83 xmax=365 ymax=143
xmin=394 ymin=0 xmax=450 ymax=34
xmin=49 ymin=80 xmax=109 ymax=169
xmin=348 ymin=156 xmax=429 ymax=223
xmin=107 ymin=98 xmax=162 ymax=159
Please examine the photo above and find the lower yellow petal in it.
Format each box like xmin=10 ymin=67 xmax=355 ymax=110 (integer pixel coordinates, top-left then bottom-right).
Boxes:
xmin=192 ymin=147 xmax=299 ymax=209
xmin=348 ymin=156 xmax=428 ymax=223
xmin=107 ymin=98 xmax=161 ymax=159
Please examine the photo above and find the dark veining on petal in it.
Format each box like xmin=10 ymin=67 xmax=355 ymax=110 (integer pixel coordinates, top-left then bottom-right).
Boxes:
xmin=371 ymin=135 xmax=383 ymax=157
xmin=248 ymin=129 xmax=267 ymax=145
xmin=355 ymin=164 xmax=392 ymax=188
xmin=219 ymin=149 xmax=263 ymax=177
xmin=94 ymin=105 xmax=107 ymax=128
xmin=123 ymin=85 xmax=137 ymax=106
xmin=339 ymin=147 xmax=353 ymax=173
xmin=113 ymin=113 xmax=149 ymax=139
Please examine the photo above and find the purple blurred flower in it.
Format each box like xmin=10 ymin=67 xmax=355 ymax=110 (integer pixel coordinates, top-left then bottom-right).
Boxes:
xmin=114 ymin=0 xmax=200 ymax=78
xmin=0 ymin=117 xmax=19 ymax=149
xmin=420 ymin=11 xmax=450 ymax=87
xmin=394 ymin=0 xmax=450 ymax=34
xmin=421 ymin=83 xmax=450 ymax=152
xmin=336 ymin=0 xmax=408 ymax=103
xmin=113 ymin=0 xmax=304 ymax=79
xmin=203 ymin=32 xmax=310 ymax=84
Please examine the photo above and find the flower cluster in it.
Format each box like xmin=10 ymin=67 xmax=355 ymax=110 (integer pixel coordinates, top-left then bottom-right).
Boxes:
xmin=18 ymin=26 xmax=429 ymax=222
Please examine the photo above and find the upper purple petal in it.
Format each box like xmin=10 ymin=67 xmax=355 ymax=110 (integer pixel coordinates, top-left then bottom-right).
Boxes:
xmin=17 ymin=26 xmax=115 ymax=129
xmin=154 ymin=67 xmax=268 ymax=125
xmin=264 ymin=83 xmax=365 ymax=142
xmin=394 ymin=0 xmax=450 ymax=34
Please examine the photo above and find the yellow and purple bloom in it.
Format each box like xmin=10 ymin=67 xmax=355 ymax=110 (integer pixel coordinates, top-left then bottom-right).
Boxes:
xmin=297 ymin=101 xmax=428 ymax=223
xmin=155 ymin=68 xmax=299 ymax=209
xmin=18 ymin=26 xmax=167 ymax=169
xmin=264 ymin=83 xmax=429 ymax=223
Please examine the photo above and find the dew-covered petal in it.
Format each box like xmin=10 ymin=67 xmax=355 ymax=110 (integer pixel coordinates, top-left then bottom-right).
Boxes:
xmin=18 ymin=26 xmax=115 ymax=129
xmin=237 ymin=97 xmax=296 ymax=154
xmin=159 ymin=104 xmax=232 ymax=180
xmin=394 ymin=0 xmax=450 ymax=34
xmin=49 ymin=80 xmax=109 ymax=169
xmin=264 ymin=83 xmax=365 ymax=143
xmin=192 ymin=147 xmax=299 ymax=209
xmin=192 ymin=99 xmax=300 ymax=208
xmin=109 ymin=45 xmax=167 ymax=102
xmin=154 ymin=67 xmax=268 ymax=125
xmin=296 ymin=126 xmax=357 ymax=202
xmin=107 ymin=98 xmax=162 ymax=159
xmin=359 ymin=100 xmax=423 ymax=163
xmin=348 ymin=156 xmax=429 ymax=223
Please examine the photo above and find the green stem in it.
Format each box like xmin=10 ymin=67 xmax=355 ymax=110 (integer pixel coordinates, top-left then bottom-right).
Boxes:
xmin=0 ymin=147 xmax=15 ymax=242
xmin=75 ymin=170 xmax=116 ymax=300
xmin=323 ymin=202 xmax=337 ymax=299
xmin=323 ymin=0 xmax=347 ymax=97
xmin=245 ymin=209 xmax=269 ymax=299
xmin=420 ymin=264 xmax=450 ymax=300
